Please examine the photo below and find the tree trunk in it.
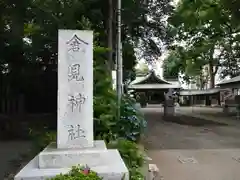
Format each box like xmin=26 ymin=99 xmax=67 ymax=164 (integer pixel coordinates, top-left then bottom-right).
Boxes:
xmin=199 ymin=72 xmax=204 ymax=90
xmin=107 ymin=0 xmax=113 ymax=71
xmin=208 ymin=48 xmax=215 ymax=89
xmin=209 ymin=62 xmax=215 ymax=88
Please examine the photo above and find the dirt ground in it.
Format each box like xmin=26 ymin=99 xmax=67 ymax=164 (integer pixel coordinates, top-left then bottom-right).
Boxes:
xmin=143 ymin=106 xmax=240 ymax=180
xmin=0 ymin=141 xmax=32 ymax=179
xmin=143 ymin=108 xmax=240 ymax=150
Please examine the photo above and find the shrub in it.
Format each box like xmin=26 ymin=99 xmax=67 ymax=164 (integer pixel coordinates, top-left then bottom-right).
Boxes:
xmin=94 ymin=93 xmax=147 ymax=143
xmin=108 ymin=139 xmax=144 ymax=168
xmin=93 ymin=47 xmax=118 ymax=142
xmin=29 ymin=129 xmax=56 ymax=151
xmin=108 ymin=139 xmax=145 ymax=180
xmin=118 ymin=95 xmax=147 ymax=142
xmin=129 ymin=168 xmax=144 ymax=180
xmin=93 ymin=47 xmax=146 ymax=143
xmin=49 ymin=165 xmax=102 ymax=180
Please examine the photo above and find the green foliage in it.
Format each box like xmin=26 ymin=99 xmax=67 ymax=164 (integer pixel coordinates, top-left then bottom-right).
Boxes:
xmin=108 ymin=139 xmax=144 ymax=168
xmin=122 ymin=42 xmax=137 ymax=84
xmin=93 ymin=46 xmax=146 ymax=143
xmin=129 ymin=168 xmax=145 ymax=180
xmin=3 ymin=2 xmax=151 ymax=179
xmin=0 ymin=0 xmax=175 ymax=110
xmin=29 ymin=129 xmax=56 ymax=151
xmin=49 ymin=165 xmax=102 ymax=180
xmin=221 ymin=0 xmax=240 ymax=20
xmin=163 ymin=50 xmax=182 ymax=79
xmin=167 ymin=0 xmax=240 ymax=82
xmin=108 ymin=139 xmax=145 ymax=180
xmin=122 ymin=42 xmax=137 ymax=71
xmin=93 ymin=46 xmax=118 ymax=142
xmin=94 ymin=89 xmax=146 ymax=143
xmin=118 ymin=95 xmax=146 ymax=142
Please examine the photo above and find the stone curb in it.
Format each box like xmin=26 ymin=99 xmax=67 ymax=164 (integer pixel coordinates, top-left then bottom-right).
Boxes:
xmin=148 ymin=164 xmax=159 ymax=180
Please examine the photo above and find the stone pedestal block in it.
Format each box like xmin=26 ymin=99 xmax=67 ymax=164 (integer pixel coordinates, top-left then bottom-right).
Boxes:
xmin=39 ymin=140 xmax=108 ymax=168
xmin=15 ymin=144 xmax=128 ymax=180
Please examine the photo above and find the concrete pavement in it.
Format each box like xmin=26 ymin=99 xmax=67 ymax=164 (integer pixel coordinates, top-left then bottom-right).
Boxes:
xmin=150 ymin=149 xmax=240 ymax=180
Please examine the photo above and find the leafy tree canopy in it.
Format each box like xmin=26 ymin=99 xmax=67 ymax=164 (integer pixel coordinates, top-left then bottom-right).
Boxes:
xmin=166 ymin=0 xmax=240 ymax=87
xmin=0 ymin=0 xmax=173 ymax=83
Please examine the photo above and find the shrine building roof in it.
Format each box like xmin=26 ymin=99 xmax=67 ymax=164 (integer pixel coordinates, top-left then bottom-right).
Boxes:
xmin=129 ymin=70 xmax=180 ymax=89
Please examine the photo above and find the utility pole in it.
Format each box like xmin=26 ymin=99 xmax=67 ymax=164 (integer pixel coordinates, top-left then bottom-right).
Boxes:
xmin=116 ymin=0 xmax=122 ymax=110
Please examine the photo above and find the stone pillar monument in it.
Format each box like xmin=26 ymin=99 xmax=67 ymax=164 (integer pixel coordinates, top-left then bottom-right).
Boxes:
xmin=14 ymin=30 xmax=128 ymax=180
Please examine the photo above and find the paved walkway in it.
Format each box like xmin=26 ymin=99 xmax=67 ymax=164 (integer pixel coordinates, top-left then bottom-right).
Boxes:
xmin=143 ymin=106 xmax=240 ymax=180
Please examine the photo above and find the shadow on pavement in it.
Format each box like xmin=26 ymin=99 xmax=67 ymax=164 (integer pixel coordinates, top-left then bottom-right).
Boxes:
xmin=163 ymin=114 xmax=227 ymax=127
xmin=142 ymin=110 xmax=240 ymax=150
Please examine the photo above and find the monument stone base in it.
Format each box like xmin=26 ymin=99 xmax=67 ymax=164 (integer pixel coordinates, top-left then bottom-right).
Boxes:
xmin=14 ymin=140 xmax=129 ymax=180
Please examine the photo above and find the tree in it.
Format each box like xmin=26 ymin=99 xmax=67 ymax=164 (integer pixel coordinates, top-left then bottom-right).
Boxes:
xmin=0 ymin=0 xmax=174 ymax=72
xmin=0 ymin=0 xmax=174 ymax=113
xmin=167 ymin=0 xmax=240 ymax=87
xmin=120 ymin=0 xmax=173 ymax=62
xmin=163 ymin=51 xmax=182 ymax=79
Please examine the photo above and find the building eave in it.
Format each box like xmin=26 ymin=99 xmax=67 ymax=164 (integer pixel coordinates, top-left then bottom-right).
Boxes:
xmin=128 ymin=84 xmax=181 ymax=90
xmin=179 ymin=88 xmax=220 ymax=96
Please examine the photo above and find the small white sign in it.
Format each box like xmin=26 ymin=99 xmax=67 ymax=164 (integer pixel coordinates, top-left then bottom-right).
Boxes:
xmin=57 ymin=30 xmax=93 ymax=149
